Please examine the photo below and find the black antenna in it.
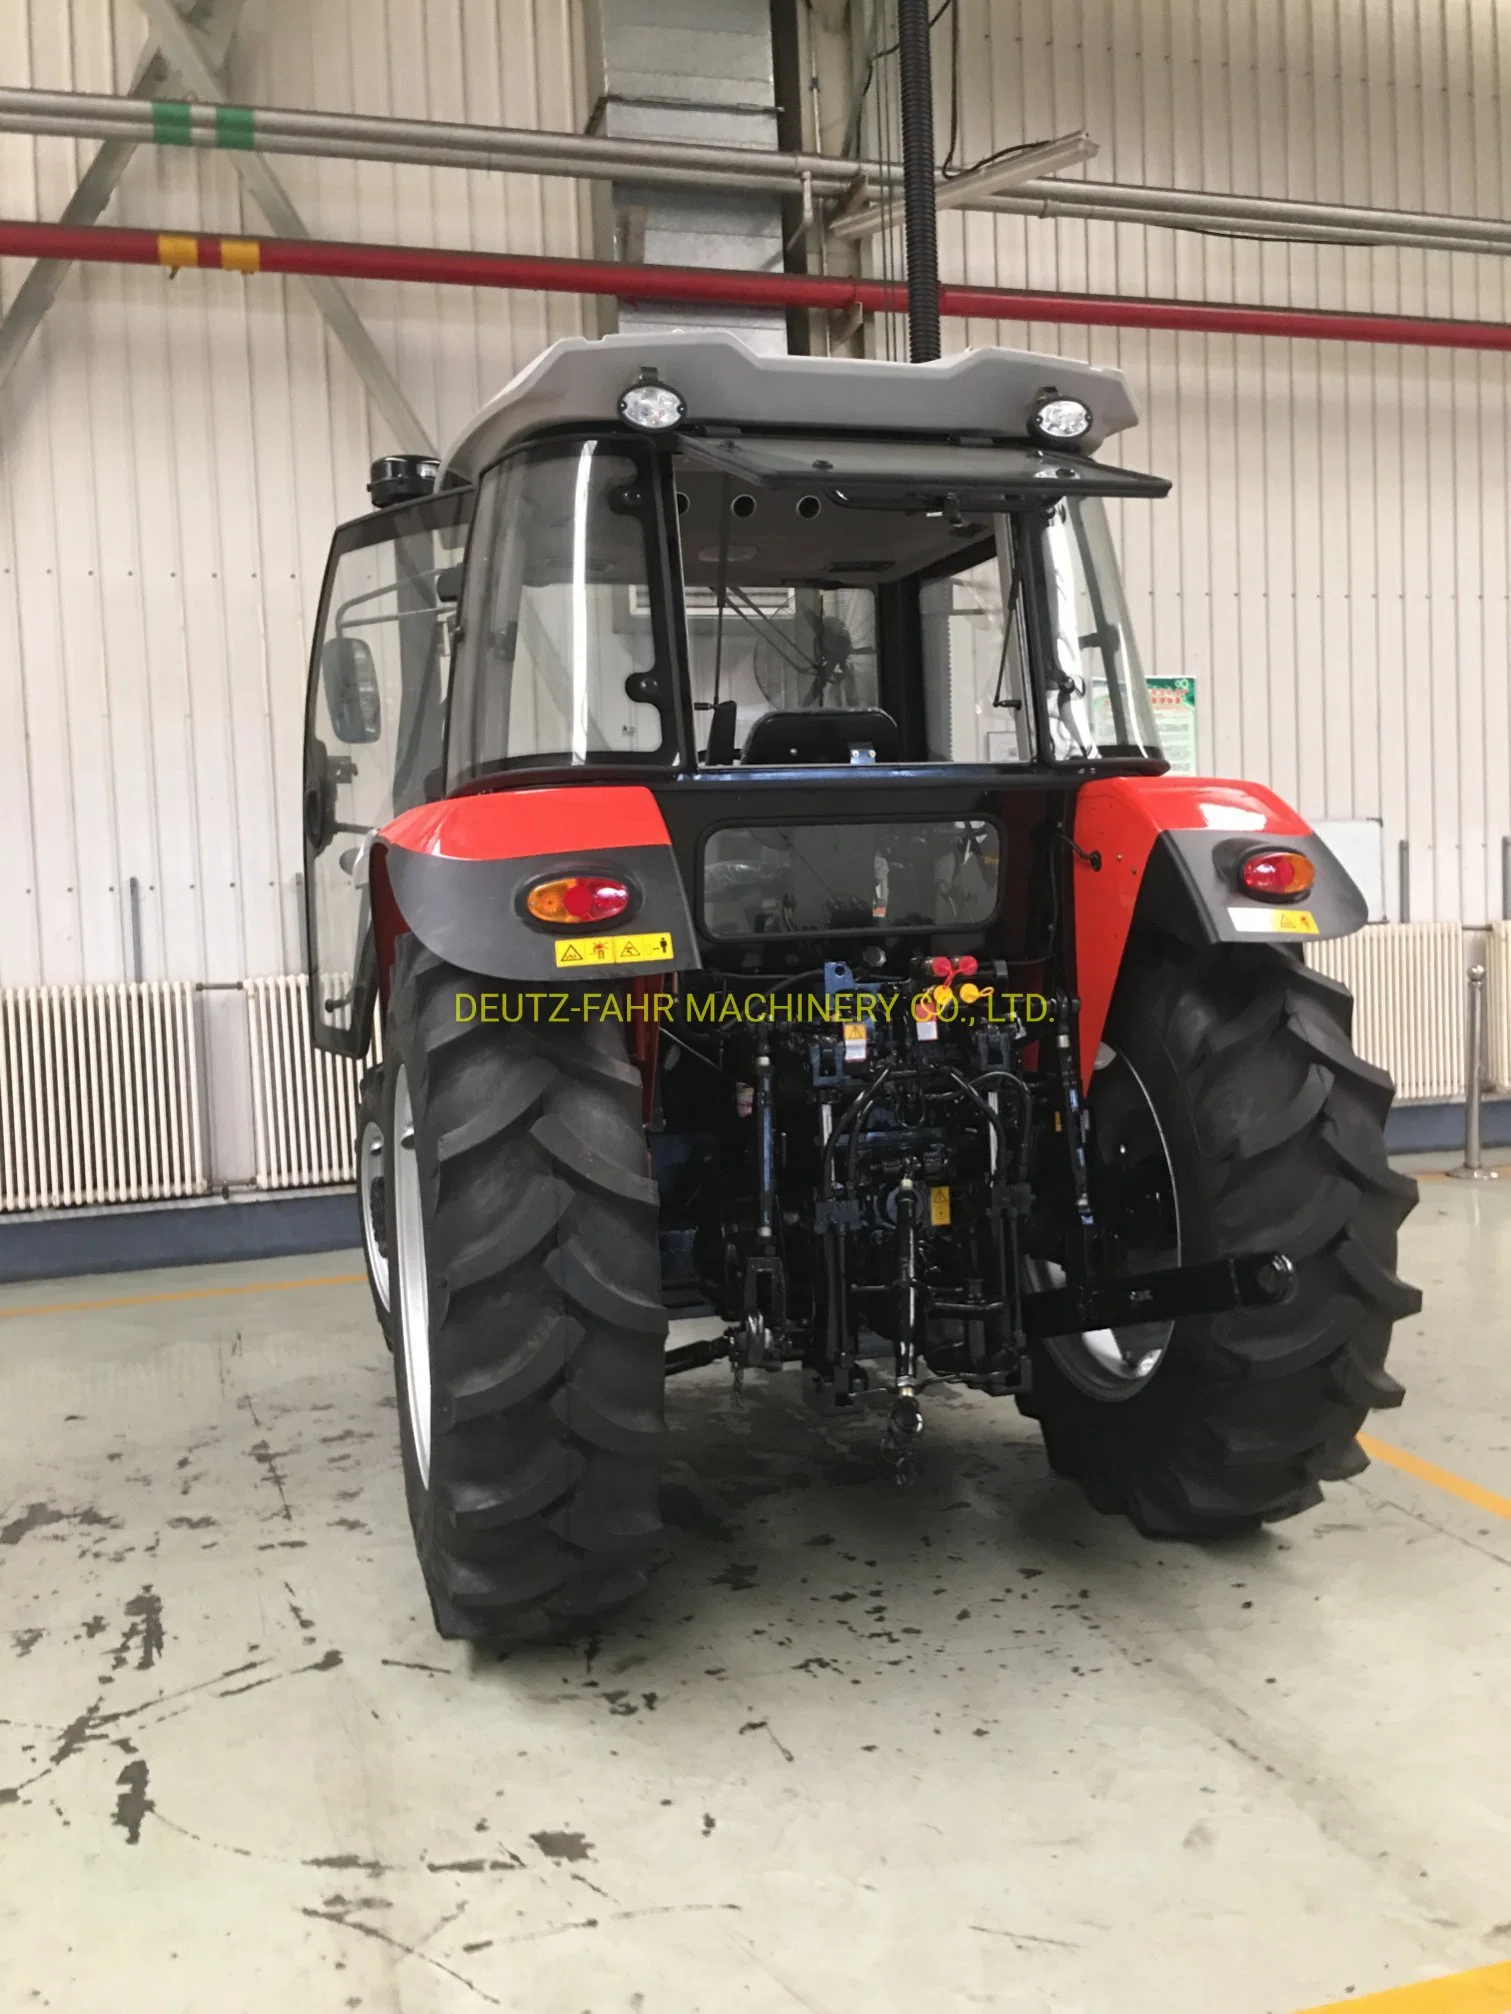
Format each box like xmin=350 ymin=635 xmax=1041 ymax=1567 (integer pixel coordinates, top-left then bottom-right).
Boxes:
xmin=895 ymin=0 xmax=941 ymax=362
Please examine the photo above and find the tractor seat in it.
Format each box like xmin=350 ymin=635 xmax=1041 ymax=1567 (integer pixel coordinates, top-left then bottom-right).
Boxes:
xmin=740 ymin=708 xmax=902 ymax=765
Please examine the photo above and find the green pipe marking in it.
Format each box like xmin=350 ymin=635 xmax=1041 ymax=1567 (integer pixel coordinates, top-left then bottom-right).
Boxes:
xmin=151 ymin=101 xmax=192 ymax=147
xmin=147 ymin=101 xmax=256 ymax=149
xmin=214 ymin=104 xmax=256 ymax=150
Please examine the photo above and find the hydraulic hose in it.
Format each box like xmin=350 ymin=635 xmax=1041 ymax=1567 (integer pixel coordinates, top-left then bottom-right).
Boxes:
xmin=971 ymin=1068 xmax=1034 ymax=1180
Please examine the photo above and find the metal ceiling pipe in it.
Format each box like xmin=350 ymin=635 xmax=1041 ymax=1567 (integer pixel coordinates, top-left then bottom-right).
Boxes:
xmin=0 ymin=86 xmax=853 ymax=196
xmin=996 ymin=176 xmax=1511 ymax=249
xmin=987 ymin=195 xmax=1511 ymax=260
xmin=10 ymin=86 xmax=1511 ymax=259
xmin=10 ymin=215 xmax=1511 ymax=354
xmin=6 ymin=109 xmax=774 ymax=192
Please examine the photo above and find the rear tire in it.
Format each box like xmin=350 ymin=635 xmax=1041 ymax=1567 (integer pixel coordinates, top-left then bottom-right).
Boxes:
xmin=1028 ymin=939 xmax=1420 ymax=1537
xmin=384 ymin=936 xmax=668 ymax=1642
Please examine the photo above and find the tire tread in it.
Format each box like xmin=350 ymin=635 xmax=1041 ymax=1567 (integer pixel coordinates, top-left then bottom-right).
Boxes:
xmin=1033 ymin=938 xmax=1418 ymax=1537
xmin=385 ymin=937 xmax=666 ymax=1643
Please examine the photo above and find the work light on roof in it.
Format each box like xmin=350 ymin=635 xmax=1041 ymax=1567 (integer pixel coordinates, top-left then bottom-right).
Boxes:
xmin=618 ymin=375 xmax=687 ymax=431
xmin=1029 ymin=394 xmax=1093 ymax=444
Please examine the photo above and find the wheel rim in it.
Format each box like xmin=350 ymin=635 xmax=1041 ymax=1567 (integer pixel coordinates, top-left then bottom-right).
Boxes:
xmin=358 ymin=1115 xmax=389 ymax=1313
xmin=392 ymin=1065 xmax=432 ymax=1486
xmin=1043 ymin=1042 xmax=1182 ymax=1402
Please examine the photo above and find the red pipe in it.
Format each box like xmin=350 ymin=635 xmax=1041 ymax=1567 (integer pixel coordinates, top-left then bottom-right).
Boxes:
xmin=6 ymin=214 xmax=1511 ymax=353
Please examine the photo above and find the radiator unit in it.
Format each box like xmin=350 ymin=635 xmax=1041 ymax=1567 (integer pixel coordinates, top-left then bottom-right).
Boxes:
xmin=1305 ymin=923 xmax=1466 ymax=1102
xmin=0 ymin=982 xmax=205 ymax=1211
xmin=243 ymin=975 xmax=379 ymax=1189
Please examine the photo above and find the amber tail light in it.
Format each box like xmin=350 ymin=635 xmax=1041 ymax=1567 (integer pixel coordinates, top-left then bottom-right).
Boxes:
xmin=1237 ymin=849 xmax=1315 ymax=902
xmin=526 ymin=874 xmax=633 ymax=925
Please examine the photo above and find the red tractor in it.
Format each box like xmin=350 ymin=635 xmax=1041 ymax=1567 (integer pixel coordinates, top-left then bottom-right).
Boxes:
xmin=303 ymin=331 xmax=1418 ymax=1643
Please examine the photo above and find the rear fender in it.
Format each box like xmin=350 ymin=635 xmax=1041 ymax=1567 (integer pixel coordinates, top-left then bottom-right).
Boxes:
xmin=1071 ymin=776 xmax=1366 ymax=1085
xmin=372 ymin=784 xmax=700 ymax=990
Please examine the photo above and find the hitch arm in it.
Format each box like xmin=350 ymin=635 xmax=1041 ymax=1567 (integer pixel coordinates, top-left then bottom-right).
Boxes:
xmin=1021 ymin=1252 xmax=1295 ymax=1341
xmin=665 ymin=1334 xmax=732 ymax=1377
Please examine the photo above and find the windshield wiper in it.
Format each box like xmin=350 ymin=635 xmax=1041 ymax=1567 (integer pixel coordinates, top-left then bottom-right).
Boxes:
xmin=990 ymin=556 xmax=1026 ymax=710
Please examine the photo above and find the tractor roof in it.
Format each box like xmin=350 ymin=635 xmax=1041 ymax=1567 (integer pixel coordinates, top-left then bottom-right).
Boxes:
xmin=439 ymin=330 xmax=1140 ymax=484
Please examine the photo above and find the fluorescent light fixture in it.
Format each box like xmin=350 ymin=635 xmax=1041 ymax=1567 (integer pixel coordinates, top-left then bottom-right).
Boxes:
xmin=827 ymin=132 xmax=1098 ymax=243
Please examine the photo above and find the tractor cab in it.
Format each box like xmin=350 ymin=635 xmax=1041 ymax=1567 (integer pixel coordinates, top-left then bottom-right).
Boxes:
xmin=439 ymin=331 xmax=1171 ymax=781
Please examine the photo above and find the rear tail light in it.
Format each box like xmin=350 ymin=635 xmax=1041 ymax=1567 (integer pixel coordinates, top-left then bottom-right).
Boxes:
xmin=526 ymin=874 xmax=633 ymax=925
xmin=1237 ymin=849 xmax=1315 ymax=902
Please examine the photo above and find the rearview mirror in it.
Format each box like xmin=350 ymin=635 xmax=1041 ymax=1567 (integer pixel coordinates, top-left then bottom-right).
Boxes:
xmin=322 ymin=636 xmax=382 ymax=743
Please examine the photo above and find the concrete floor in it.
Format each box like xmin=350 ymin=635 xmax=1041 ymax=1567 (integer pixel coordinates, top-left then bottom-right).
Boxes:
xmin=0 ymin=1179 xmax=1509 ymax=2014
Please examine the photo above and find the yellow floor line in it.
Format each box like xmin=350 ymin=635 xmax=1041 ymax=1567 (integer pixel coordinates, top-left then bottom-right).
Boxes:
xmin=1297 ymin=1959 xmax=1511 ymax=2010
xmin=1360 ymin=1433 xmax=1511 ymax=1521
xmin=0 ymin=1274 xmax=365 ymax=1321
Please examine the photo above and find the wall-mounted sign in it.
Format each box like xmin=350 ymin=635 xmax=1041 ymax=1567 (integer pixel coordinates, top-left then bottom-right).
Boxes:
xmin=1148 ymin=675 xmax=1197 ymax=774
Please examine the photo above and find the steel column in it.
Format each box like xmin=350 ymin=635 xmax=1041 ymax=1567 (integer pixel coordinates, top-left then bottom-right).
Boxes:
xmin=895 ymin=0 xmax=941 ymax=362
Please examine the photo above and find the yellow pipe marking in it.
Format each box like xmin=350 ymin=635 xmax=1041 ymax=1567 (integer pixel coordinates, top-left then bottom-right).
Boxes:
xmin=1296 ymin=1959 xmax=1511 ymax=2010
xmin=157 ymin=232 xmax=199 ymax=269
xmin=0 ymin=1275 xmax=364 ymax=1321
xmin=1359 ymin=1433 xmax=1511 ymax=1520
xmin=219 ymin=237 xmax=260 ymax=272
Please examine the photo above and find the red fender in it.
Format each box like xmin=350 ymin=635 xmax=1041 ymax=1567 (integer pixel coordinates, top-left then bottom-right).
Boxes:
xmin=1071 ymin=776 xmax=1312 ymax=1085
xmin=382 ymin=783 xmax=671 ymax=860
xmin=370 ymin=782 xmax=698 ymax=994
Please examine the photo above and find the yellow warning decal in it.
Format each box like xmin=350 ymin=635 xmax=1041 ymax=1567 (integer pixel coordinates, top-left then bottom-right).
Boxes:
xmin=554 ymin=929 xmax=675 ymax=969
xmin=1228 ymin=906 xmax=1319 ymax=936
xmin=929 ymin=1185 xmax=951 ymax=1227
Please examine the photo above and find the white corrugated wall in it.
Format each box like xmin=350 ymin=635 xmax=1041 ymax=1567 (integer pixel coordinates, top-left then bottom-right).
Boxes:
xmin=3 ymin=0 xmax=1509 ymax=1005
xmin=861 ymin=0 xmax=1511 ymax=927
xmin=0 ymin=0 xmax=588 ymax=992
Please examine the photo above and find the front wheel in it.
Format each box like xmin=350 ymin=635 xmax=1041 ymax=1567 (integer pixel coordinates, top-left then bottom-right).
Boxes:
xmin=1028 ymin=939 xmax=1420 ymax=1537
xmin=384 ymin=937 xmax=668 ymax=1641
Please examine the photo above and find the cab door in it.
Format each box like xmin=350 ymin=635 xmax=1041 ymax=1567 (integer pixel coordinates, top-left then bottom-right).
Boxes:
xmin=302 ymin=486 xmax=474 ymax=1057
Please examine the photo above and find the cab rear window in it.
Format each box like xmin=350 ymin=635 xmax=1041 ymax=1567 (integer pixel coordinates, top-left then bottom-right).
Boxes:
xmin=700 ymin=819 xmax=1000 ymax=939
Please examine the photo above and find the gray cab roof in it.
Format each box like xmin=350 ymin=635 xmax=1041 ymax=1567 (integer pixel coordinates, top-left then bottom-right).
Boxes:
xmin=439 ymin=330 xmax=1141 ymax=484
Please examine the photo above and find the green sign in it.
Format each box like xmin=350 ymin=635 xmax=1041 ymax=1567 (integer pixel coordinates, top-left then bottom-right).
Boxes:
xmin=1148 ymin=675 xmax=1197 ymax=774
